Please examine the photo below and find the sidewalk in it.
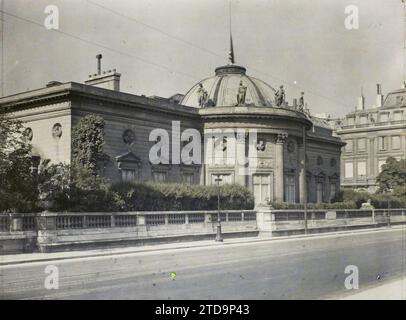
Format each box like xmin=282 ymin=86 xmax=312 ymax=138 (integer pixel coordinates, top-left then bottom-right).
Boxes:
xmin=342 ymin=277 xmax=406 ymax=300
xmin=0 ymin=225 xmax=404 ymax=266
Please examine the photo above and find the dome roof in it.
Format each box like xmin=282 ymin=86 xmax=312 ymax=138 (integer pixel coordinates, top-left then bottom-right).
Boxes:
xmin=180 ymin=65 xmax=276 ymax=108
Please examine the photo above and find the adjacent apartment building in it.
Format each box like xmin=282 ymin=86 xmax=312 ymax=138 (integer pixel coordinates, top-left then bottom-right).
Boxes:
xmin=334 ymin=84 xmax=406 ymax=193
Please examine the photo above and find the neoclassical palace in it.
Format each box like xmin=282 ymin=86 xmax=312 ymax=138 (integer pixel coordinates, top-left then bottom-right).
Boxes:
xmin=0 ymin=56 xmax=344 ymax=205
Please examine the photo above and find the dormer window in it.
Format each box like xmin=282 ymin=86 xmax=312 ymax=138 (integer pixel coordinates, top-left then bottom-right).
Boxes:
xmin=359 ymin=115 xmax=368 ymax=125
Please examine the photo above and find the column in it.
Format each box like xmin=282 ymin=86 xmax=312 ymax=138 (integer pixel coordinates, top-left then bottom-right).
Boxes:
xmin=235 ymin=130 xmax=247 ymax=186
xmin=203 ymin=130 xmax=214 ymax=184
xmin=200 ymin=135 xmax=206 ymax=185
xmin=298 ymin=143 xmax=306 ymax=204
xmin=274 ymin=133 xmax=288 ymax=202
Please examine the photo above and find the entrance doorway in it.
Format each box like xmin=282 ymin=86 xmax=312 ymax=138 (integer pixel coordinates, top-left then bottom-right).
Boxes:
xmin=253 ymin=174 xmax=271 ymax=205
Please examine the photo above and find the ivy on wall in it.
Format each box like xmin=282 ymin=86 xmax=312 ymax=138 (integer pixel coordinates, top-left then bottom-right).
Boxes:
xmin=72 ymin=114 xmax=109 ymax=174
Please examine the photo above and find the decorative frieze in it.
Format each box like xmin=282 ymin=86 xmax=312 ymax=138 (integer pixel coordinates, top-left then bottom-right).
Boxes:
xmin=275 ymin=133 xmax=288 ymax=144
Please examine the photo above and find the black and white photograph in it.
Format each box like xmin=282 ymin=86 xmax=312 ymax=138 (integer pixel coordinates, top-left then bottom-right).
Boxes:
xmin=0 ymin=0 xmax=405 ymax=305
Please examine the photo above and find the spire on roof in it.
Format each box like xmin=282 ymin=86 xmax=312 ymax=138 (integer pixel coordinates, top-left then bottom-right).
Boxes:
xmin=229 ymin=33 xmax=235 ymax=64
xmin=228 ymin=0 xmax=235 ymax=64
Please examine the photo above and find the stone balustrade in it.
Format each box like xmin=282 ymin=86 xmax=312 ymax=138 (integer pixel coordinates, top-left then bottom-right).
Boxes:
xmin=270 ymin=208 xmax=406 ymax=236
xmin=0 ymin=210 xmax=257 ymax=253
xmin=0 ymin=208 xmax=405 ymax=254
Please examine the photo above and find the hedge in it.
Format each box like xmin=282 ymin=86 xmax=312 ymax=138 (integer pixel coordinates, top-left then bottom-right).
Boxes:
xmin=112 ymin=182 xmax=255 ymax=211
xmin=334 ymin=189 xmax=406 ymax=209
xmin=271 ymin=201 xmax=357 ymax=210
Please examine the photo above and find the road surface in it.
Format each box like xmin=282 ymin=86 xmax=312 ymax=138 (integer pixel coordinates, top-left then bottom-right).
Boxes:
xmin=1 ymin=228 xmax=405 ymax=299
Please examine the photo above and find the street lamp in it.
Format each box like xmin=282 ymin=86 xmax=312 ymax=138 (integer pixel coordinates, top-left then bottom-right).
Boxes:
xmin=214 ymin=175 xmax=223 ymax=242
xmin=303 ymin=126 xmax=308 ymax=235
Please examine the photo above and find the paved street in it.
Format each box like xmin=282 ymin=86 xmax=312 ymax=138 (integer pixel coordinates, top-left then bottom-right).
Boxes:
xmin=342 ymin=276 xmax=406 ymax=300
xmin=0 ymin=228 xmax=405 ymax=300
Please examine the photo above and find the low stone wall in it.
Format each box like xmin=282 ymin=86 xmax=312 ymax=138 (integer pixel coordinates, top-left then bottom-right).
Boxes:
xmin=269 ymin=209 xmax=406 ymax=236
xmin=0 ymin=214 xmax=38 ymax=254
xmin=0 ymin=210 xmax=258 ymax=254
xmin=0 ymin=208 xmax=405 ymax=254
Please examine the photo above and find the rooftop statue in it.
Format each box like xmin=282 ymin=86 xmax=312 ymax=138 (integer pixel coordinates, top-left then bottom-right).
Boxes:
xmin=237 ymin=80 xmax=247 ymax=106
xmin=197 ymin=83 xmax=208 ymax=107
xmin=275 ymin=85 xmax=285 ymax=107
xmin=305 ymin=104 xmax=311 ymax=116
xmin=298 ymin=92 xmax=305 ymax=112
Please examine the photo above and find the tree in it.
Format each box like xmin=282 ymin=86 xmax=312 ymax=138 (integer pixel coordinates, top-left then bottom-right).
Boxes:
xmin=0 ymin=112 xmax=121 ymax=213
xmin=67 ymin=114 xmax=120 ymax=211
xmin=376 ymin=157 xmax=406 ymax=194
xmin=37 ymin=160 xmax=71 ymax=211
xmin=0 ymin=109 xmax=39 ymax=212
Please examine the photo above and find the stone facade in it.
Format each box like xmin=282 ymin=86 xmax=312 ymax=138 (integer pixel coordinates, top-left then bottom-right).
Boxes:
xmin=334 ymin=87 xmax=406 ymax=193
xmin=0 ymin=62 xmax=344 ymax=205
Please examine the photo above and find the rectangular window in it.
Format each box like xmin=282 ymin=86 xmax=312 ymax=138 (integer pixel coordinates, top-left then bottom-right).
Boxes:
xmin=182 ymin=173 xmax=194 ymax=184
xmin=345 ymin=162 xmax=354 ymax=178
xmin=153 ymin=171 xmax=167 ymax=182
xmin=211 ymin=173 xmax=232 ymax=185
xmin=378 ymin=160 xmax=386 ymax=173
xmin=347 ymin=117 xmax=355 ymax=126
xmin=379 ymin=113 xmax=389 ymax=122
xmin=357 ymin=138 xmax=366 ymax=152
xmin=396 ymin=95 xmax=406 ymax=106
xmin=121 ymin=169 xmax=138 ymax=182
xmin=357 ymin=161 xmax=367 ymax=177
xmin=345 ymin=140 xmax=353 ymax=152
xmin=392 ymin=136 xmax=401 ymax=150
xmin=394 ymin=111 xmax=403 ymax=121
xmin=316 ymin=182 xmax=323 ymax=203
xmin=378 ymin=136 xmax=386 ymax=150
xmin=284 ymin=175 xmax=296 ymax=204
xmin=359 ymin=116 xmax=368 ymax=125
xmin=329 ymin=183 xmax=337 ymax=201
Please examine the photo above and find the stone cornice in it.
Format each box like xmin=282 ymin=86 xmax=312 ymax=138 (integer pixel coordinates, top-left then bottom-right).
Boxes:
xmin=307 ymin=133 xmax=346 ymax=146
xmin=0 ymin=82 xmax=200 ymax=119
xmin=199 ymin=106 xmax=312 ymax=126
xmin=336 ymin=122 xmax=406 ymax=134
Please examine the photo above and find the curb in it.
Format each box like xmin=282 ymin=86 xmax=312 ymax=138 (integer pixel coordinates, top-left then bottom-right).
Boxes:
xmin=0 ymin=225 xmax=404 ymax=266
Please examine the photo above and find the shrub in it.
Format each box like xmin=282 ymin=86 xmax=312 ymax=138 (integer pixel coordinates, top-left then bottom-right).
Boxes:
xmin=38 ymin=163 xmax=124 ymax=212
xmin=333 ymin=189 xmax=370 ymax=208
xmin=369 ymin=193 xmax=405 ymax=209
xmin=112 ymin=182 xmax=255 ymax=211
xmin=333 ymin=189 xmax=405 ymax=209
xmin=270 ymin=201 xmax=357 ymax=210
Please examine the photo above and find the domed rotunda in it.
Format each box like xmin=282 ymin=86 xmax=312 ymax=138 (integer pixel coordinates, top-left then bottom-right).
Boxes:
xmin=180 ymin=60 xmax=344 ymax=206
xmin=181 ymin=65 xmax=276 ymax=108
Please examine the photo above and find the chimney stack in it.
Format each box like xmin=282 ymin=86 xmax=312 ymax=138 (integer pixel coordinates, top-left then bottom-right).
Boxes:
xmin=376 ymin=83 xmax=383 ymax=107
xmin=96 ymin=54 xmax=102 ymax=75
xmin=85 ymin=54 xmax=121 ymax=91
xmin=357 ymin=88 xmax=365 ymax=111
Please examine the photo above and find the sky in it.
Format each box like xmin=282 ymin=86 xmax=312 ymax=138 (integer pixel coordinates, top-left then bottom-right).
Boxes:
xmin=1 ymin=0 xmax=404 ymax=117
